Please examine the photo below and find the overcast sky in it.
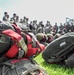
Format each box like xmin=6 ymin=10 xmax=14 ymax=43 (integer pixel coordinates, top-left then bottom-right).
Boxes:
xmin=0 ymin=0 xmax=74 ymax=25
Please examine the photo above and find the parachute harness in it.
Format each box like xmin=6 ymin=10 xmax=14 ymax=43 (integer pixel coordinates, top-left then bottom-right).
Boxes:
xmin=2 ymin=29 xmax=28 ymax=58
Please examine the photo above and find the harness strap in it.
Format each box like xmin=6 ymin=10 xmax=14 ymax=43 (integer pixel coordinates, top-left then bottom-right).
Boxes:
xmin=12 ymin=24 xmax=21 ymax=35
xmin=5 ymin=43 xmax=19 ymax=58
xmin=25 ymin=34 xmax=32 ymax=49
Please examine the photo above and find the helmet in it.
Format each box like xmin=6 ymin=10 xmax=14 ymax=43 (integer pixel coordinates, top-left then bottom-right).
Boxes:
xmin=50 ymin=31 xmax=55 ymax=36
xmin=53 ymin=33 xmax=61 ymax=40
xmin=13 ymin=13 xmax=16 ymax=16
xmin=21 ymin=25 xmax=31 ymax=32
xmin=4 ymin=12 xmax=7 ymax=15
xmin=36 ymin=33 xmax=47 ymax=42
xmin=23 ymin=16 xmax=26 ymax=19
xmin=46 ymin=33 xmax=53 ymax=43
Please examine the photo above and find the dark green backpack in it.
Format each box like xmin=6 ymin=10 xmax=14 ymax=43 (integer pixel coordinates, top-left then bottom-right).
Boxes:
xmin=42 ymin=32 xmax=74 ymax=64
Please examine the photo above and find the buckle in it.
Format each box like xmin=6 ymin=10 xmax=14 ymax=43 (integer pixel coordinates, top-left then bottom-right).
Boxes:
xmin=18 ymin=38 xmax=28 ymax=55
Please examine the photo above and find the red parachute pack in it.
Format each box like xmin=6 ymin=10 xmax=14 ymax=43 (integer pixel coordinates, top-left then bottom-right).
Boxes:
xmin=2 ymin=29 xmax=45 ymax=59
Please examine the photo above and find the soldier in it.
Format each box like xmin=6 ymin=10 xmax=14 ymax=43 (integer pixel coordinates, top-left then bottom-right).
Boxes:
xmin=46 ymin=33 xmax=53 ymax=43
xmin=25 ymin=18 xmax=29 ymax=26
xmin=37 ymin=21 xmax=41 ymax=28
xmin=59 ymin=23 xmax=64 ymax=31
xmin=37 ymin=21 xmax=45 ymax=34
xmin=53 ymin=22 xmax=58 ymax=33
xmin=11 ymin=13 xmax=17 ymax=23
xmin=36 ymin=33 xmax=48 ymax=46
xmin=70 ymin=23 xmax=74 ymax=32
xmin=29 ymin=21 xmax=33 ymax=31
xmin=3 ymin=12 xmax=9 ymax=21
xmin=45 ymin=21 xmax=51 ymax=34
xmin=63 ymin=23 xmax=67 ymax=33
xmin=66 ymin=22 xmax=70 ymax=32
xmin=46 ymin=21 xmax=51 ymax=26
xmin=31 ymin=20 xmax=38 ymax=34
xmin=16 ymin=16 xmax=19 ymax=22
xmin=23 ymin=16 xmax=26 ymax=23
xmin=20 ymin=19 xmax=23 ymax=23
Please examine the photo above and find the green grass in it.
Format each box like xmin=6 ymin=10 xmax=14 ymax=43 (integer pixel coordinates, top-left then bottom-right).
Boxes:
xmin=34 ymin=54 xmax=74 ymax=75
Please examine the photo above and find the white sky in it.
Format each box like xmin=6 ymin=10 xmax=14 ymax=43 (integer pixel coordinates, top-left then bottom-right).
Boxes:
xmin=0 ymin=0 xmax=74 ymax=25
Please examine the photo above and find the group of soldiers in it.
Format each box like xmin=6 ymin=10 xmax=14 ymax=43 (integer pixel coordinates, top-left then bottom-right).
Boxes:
xmin=2 ymin=12 xmax=74 ymax=36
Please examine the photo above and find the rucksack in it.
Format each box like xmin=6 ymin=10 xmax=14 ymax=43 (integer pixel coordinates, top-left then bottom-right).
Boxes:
xmin=0 ymin=58 xmax=48 ymax=75
xmin=42 ymin=32 xmax=74 ymax=64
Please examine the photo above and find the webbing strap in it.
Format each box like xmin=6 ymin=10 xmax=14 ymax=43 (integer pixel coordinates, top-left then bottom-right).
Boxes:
xmin=2 ymin=29 xmax=28 ymax=55
xmin=25 ymin=34 xmax=32 ymax=49
xmin=12 ymin=24 xmax=21 ymax=35
xmin=5 ymin=43 xmax=19 ymax=58
xmin=2 ymin=29 xmax=21 ymax=40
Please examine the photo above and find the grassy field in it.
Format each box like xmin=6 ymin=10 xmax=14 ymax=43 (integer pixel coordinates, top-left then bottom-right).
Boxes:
xmin=34 ymin=54 xmax=74 ymax=75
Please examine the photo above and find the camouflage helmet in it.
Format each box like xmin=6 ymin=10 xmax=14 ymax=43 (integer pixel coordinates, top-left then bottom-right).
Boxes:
xmin=47 ymin=33 xmax=53 ymax=38
xmin=36 ymin=33 xmax=47 ymax=42
xmin=50 ymin=31 xmax=55 ymax=36
xmin=53 ymin=33 xmax=61 ymax=40
xmin=46 ymin=33 xmax=53 ymax=43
